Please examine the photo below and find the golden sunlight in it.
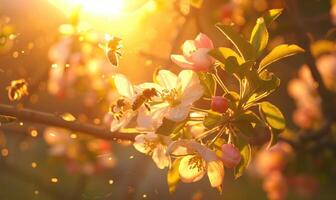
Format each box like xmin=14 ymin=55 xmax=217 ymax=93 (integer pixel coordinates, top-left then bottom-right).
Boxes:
xmin=49 ymin=0 xmax=125 ymax=17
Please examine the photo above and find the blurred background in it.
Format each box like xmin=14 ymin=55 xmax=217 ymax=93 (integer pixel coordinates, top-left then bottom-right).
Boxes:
xmin=0 ymin=0 xmax=335 ymax=199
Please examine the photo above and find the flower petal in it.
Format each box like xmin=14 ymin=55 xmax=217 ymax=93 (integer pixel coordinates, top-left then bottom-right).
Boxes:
xmin=182 ymin=40 xmax=197 ymax=56
xmin=156 ymin=70 xmax=178 ymax=91
xmin=179 ymin=155 xmax=206 ymax=183
xmin=207 ymin=160 xmax=225 ymax=187
xmin=114 ymin=74 xmax=134 ymax=98
xmin=195 ymin=33 xmax=214 ymax=49
xmin=177 ymin=70 xmax=203 ymax=105
xmin=191 ymin=48 xmax=213 ymax=71
xmin=171 ymin=55 xmax=195 ymax=70
xmin=133 ymin=133 xmax=158 ymax=154
xmin=152 ymin=144 xmax=170 ymax=169
xmin=110 ymin=110 xmax=135 ymax=132
xmin=135 ymin=82 xmax=163 ymax=93
xmin=137 ymin=103 xmax=169 ymax=131
xmin=166 ymin=104 xmax=191 ymax=122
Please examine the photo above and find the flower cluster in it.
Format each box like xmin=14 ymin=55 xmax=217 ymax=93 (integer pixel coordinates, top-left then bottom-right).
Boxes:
xmin=106 ymin=9 xmax=303 ymax=191
xmin=48 ymin=13 xmax=117 ymax=109
xmin=288 ymin=42 xmax=336 ymax=129
xmin=251 ymin=142 xmax=319 ymax=200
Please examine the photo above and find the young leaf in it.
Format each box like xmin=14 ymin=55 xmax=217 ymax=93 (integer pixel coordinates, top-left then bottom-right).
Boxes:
xmin=263 ymin=9 xmax=283 ymax=27
xmin=190 ymin=0 xmax=203 ymax=8
xmin=250 ymin=17 xmax=268 ymax=54
xmin=259 ymin=102 xmax=286 ymax=131
xmin=259 ymin=44 xmax=304 ymax=72
xmin=167 ymin=158 xmax=181 ymax=193
xmin=0 ymin=115 xmax=16 ymax=124
xmin=156 ymin=118 xmax=187 ymax=136
xmin=216 ymin=24 xmax=256 ymax=61
xmin=197 ymin=72 xmax=216 ymax=98
xmin=209 ymin=47 xmax=244 ymax=65
xmin=233 ymin=139 xmax=251 ymax=179
xmin=244 ymin=70 xmax=280 ymax=102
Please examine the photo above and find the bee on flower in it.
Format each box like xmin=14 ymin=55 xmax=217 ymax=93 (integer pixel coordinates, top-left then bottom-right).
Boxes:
xmin=136 ymin=69 xmax=204 ymax=131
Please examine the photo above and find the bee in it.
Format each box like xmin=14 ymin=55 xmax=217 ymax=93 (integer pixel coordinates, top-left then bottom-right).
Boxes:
xmin=6 ymin=79 xmax=29 ymax=101
xmin=110 ymin=98 xmax=127 ymax=120
xmin=100 ymin=34 xmax=122 ymax=67
xmin=132 ymin=88 xmax=157 ymax=111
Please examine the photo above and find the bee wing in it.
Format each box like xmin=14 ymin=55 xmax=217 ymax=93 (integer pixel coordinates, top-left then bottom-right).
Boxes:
xmin=107 ymin=51 xmax=119 ymax=67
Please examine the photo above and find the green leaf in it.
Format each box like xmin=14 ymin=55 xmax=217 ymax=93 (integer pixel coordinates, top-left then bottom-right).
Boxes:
xmin=204 ymin=110 xmax=224 ymax=129
xmin=190 ymin=0 xmax=203 ymax=8
xmin=266 ymin=129 xmax=278 ymax=149
xmin=233 ymin=139 xmax=251 ymax=179
xmin=209 ymin=47 xmax=244 ymax=65
xmin=259 ymin=44 xmax=304 ymax=72
xmin=263 ymin=9 xmax=283 ymax=27
xmin=259 ymin=102 xmax=286 ymax=131
xmin=310 ymin=40 xmax=335 ymax=57
xmin=244 ymin=70 xmax=280 ymax=103
xmin=208 ymin=47 xmax=254 ymax=78
xmin=197 ymin=72 xmax=216 ymax=98
xmin=233 ymin=111 xmax=262 ymax=139
xmin=250 ymin=17 xmax=268 ymax=54
xmin=216 ymin=24 xmax=256 ymax=61
xmin=226 ymin=91 xmax=240 ymax=110
xmin=167 ymin=158 xmax=181 ymax=193
xmin=156 ymin=118 xmax=187 ymax=136
xmin=0 ymin=115 xmax=16 ymax=124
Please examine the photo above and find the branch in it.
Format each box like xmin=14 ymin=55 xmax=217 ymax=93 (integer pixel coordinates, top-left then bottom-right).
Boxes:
xmin=0 ymin=104 xmax=137 ymax=141
xmin=284 ymin=1 xmax=335 ymax=144
xmin=286 ymin=1 xmax=335 ymax=119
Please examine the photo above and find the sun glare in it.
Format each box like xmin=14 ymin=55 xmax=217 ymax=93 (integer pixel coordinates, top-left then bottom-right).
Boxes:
xmin=49 ymin=0 xmax=125 ymax=17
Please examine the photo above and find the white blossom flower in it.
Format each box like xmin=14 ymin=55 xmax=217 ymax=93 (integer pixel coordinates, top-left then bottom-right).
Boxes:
xmin=133 ymin=132 xmax=171 ymax=169
xmin=136 ymin=70 xmax=203 ymax=131
xmin=167 ymin=140 xmax=225 ymax=188
xmin=107 ymin=74 xmax=138 ymax=132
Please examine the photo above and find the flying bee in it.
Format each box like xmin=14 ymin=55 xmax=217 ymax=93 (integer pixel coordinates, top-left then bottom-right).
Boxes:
xmin=132 ymin=88 xmax=157 ymax=111
xmin=100 ymin=34 xmax=122 ymax=67
xmin=6 ymin=79 xmax=28 ymax=101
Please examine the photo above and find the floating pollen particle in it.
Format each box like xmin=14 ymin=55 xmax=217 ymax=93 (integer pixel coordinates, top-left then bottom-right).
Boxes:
xmin=31 ymin=162 xmax=37 ymax=168
xmin=30 ymin=129 xmax=38 ymax=137
xmin=51 ymin=178 xmax=58 ymax=183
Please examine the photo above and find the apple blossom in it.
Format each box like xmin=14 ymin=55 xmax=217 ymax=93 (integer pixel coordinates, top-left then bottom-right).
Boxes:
xmin=133 ymin=133 xmax=171 ymax=169
xmin=167 ymin=140 xmax=224 ymax=188
xmin=171 ymin=33 xmax=214 ymax=72
xmin=136 ymin=70 xmax=203 ymax=131
xmin=255 ymin=142 xmax=293 ymax=177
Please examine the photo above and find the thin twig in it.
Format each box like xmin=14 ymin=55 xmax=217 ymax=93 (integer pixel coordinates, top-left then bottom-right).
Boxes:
xmin=0 ymin=104 xmax=137 ymax=141
xmin=286 ymin=0 xmax=335 ymax=142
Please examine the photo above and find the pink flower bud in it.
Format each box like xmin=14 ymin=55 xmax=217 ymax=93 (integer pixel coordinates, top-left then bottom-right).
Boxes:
xmin=221 ymin=144 xmax=241 ymax=168
xmin=211 ymin=96 xmax=229 ymax=113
